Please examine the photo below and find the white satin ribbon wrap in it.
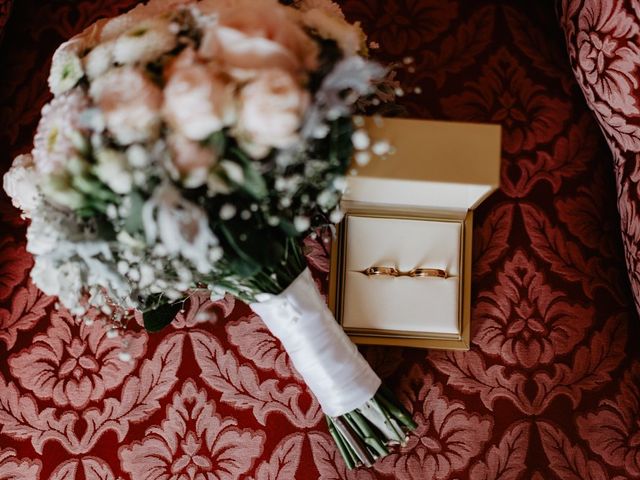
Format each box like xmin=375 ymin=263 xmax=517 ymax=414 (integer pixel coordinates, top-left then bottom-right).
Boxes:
xmin=250 ymin=268 xmax=381 ymax=417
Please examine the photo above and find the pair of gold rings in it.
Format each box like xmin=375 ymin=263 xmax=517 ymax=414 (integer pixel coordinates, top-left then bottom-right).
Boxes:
xmin=358 ymin=266 xmax=448 ymax=279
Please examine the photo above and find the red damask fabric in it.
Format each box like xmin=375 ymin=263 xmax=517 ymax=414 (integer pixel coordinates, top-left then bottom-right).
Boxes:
xmin=0 ymin=1 xmax=11 ymax=42
xmin=559 ymin=0 xmax=640 ymax=324
xmin=1 ymin=1 xmax=639 ymax=479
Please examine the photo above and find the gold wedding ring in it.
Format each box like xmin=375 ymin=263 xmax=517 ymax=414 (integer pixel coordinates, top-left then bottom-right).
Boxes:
xmin=358 ymin=266 xmax=447 ymax=279
xmin=361 ymin=266 xmax=398 ymax=277
xmin=408 ymin=268 xmax=448 ymax=278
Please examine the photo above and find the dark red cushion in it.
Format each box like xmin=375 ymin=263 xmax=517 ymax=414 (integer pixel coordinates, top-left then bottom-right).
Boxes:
xmin=0 ymin=1 xmax=638 ymax=479
xmin=560 ymin=0 xmax=640 ymax=323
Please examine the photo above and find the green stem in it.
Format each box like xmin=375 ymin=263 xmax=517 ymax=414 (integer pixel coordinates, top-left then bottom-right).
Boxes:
xmin=376 ymin=390 xmax=418 ymax=431
xmin=372 ymin=396 xmax=406 ymax=443
xmin=348 ymin=411 xmax=389 ymax=457
xmin=332 ymin=416 xmax=374 ymax=467
xmin=326 ymin=416 xmax=356 ymax=470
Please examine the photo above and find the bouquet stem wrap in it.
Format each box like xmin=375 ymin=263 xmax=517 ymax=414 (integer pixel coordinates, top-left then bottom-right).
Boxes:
xmin=250 ymin=268 xmax=381 ymax=417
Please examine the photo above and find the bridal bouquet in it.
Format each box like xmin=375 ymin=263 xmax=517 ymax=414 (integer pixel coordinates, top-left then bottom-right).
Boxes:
xmin=3 ymin=0 xmax=415 ymax=468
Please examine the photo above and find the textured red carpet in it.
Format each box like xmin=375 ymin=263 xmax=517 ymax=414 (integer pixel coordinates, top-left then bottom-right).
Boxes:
xmin=0 ymin=1 xmax=639 ymax=478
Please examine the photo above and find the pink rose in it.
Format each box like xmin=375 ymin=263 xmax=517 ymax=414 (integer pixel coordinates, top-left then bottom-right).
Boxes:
xmin=90 ymin=66 xmax=162 ymax=145
xmin=163 ymin=48 xmax=235 ymax=141
xmin=168 ymin=134 xmax=218 ymax=188
xmin=301 ymin=7 xmax=365 ymax=56
xmin=99 ymin=0 xmax=189 ymax=42
xmin=198 ymin=0 xmax=318 ymax=79
xmin=237 ymin=69 xmax=309 ymax=158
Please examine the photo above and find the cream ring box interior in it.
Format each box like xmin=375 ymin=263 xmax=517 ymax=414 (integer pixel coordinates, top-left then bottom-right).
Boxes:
xmin=328 ymin=117 xmax=501 ymax=350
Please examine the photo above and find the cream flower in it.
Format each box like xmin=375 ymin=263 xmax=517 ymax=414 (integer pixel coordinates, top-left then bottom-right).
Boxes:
xmin=237 ymin=69 xmax=309 ymax=158
xmin=94 ymin=149 xmax=133 ymax=194
xmin=48 ymin=18 xmax=108 ymax=94
xmin=40 ymin=172 xmax=86 ymax=210
xmin=113 ymin=17 xmax=177 ymax=66
xmin=198 ymin=0 xmax=318 ymax=79
xmin=48 ymin=43 xmax=84 ymax=96
xmin=98 ymin=0 xmax=187 ymax=42
xmin=3 ymin=154 xmax=41 ymax=217
xmin=163 ymin=48 xmax=235 ymax=141
xmin=168 ymin=134 xmax=218 ymax=188
xmin=142 ymin=183 xmax=219 ymax=274
xmin=90 ymin=67 xmax=162 ymax=145
xmin=33 ymin=89 xmax=88 ymax=174
xmin=84 ymin=42 xmax=116 ymax=80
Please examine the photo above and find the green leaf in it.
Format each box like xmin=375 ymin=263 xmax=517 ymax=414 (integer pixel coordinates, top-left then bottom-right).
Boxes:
xmin=143 ymin=301 xmax=183 ymax=332
xmin=124 ymin=190 xmax=144 ymax=234
xmin=229 ymin=147 xmax=268 ymax=200
xmin=229 ymin=257 xmax=261 ymax=277
xmin=207 ymin=130 xmax=227 ymax=155
xmin=242 ymin=162 xmax=268 ymax=200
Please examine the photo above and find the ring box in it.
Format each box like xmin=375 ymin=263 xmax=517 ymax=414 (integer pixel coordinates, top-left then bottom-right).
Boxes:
xmin=328 ymin=117 xmax=501 ymax=350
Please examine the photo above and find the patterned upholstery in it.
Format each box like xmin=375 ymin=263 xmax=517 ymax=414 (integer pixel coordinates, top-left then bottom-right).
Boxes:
xmin=560 ymin=0 xmax=640 ymax=324
xmin=0 ymin=0 xmax=639 ymax=478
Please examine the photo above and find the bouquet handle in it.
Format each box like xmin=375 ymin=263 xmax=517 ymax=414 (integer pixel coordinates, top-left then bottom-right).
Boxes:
xmin=251 ymin=268 xmax=416 ymax=468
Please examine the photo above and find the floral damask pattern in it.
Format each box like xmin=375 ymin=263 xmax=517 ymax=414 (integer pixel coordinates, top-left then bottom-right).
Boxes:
xmin=441 ymin=47 xmax=571 ymax=155
xmin=473 ymin=250 xmax=593 ymax=369
xmin=560 ymin=0 xmax=640 ymax=323
xmin=0 ymin=448 xmax=40 ymax=480
xmin=1 ymin=0 xmax=639 ymax=478
xmin=119 ymin=380 xmax=265 ymax=480
xmin=342 ymin=0 xmax=458 ymax=57
xmin=374 ymin=366 xmax=492 ymax=480
xmin=9 ymin=311 xmax=146 ymax=409
xmin=576 ymin=361 xmax=640 ymax=476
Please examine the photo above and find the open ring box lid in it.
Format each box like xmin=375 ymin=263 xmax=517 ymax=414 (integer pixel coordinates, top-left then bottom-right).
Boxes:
xmin=328 ymin=117 xmax=501 ymax=350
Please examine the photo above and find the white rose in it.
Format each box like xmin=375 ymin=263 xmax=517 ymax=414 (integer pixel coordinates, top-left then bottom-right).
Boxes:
xmin=3 ymin=154 xmax=41 ymax=217
xmin=98 ymin=0 xmax=189 ymax=41
xmin=90 ymin=66 xmax=162 ymax=145
xmin=48 ymin=41 xmax=84 ymax=96
xmin=94 ymin=149 xmax=133 ymax=194
xmin=33 ymin=89 xmax=89 ymax=175
xmin=84 ymin=42 xmax=116 ymax=80
xmin=237 ymin=69 xmax=308 ymax=158
xmin=163 ymin=49 xmax=235 ymax=141
xmin=142 ymin=183 xmax=219 ymax=273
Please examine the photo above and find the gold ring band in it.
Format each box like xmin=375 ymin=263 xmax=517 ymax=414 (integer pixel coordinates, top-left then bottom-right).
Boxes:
xmin=408 ymin=268 xmax=447 ymax=279
xmin=358 ymin=266 xmax=447 ymax=279
xmin=361 ymin=266 xmax=398 ymax=276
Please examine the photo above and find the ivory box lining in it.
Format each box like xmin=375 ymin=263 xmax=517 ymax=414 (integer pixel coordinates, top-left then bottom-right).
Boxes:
xmin=342 ymin=215 xmax=462 ymax=335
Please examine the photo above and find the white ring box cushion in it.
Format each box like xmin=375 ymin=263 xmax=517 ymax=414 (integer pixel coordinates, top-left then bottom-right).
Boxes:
xmin=343 ymin=216 xmax=461 ymax=334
